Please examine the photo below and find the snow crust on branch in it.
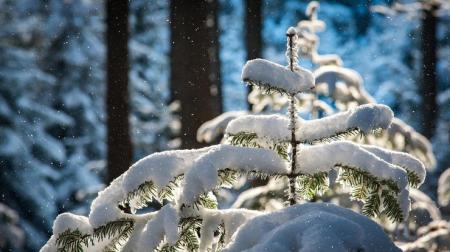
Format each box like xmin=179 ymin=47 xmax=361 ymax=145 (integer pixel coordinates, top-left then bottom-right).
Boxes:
xmin=242 ymin=58 xmax=314 ymax=94
xmin=88 ymin=146 xmax=215 ymax=228
xmin=225 ymin=104 xmax=393 ymax=143
xmin=123 ymin=146 xmax=215 ymax=195
xmin=296 ymin=140 xmax=411 ymax=218
xmin=223 ymin=203 xmax=401 ymax=252
xmin=297 ymin=104 xmax=393 ymax=142
xmin=40 ymin=213 xmax=93 ymax=252
xmin=226 ymin=114 xmax=290 ymax=141
xmin=53 ymin=212 xmax=93 ymax=235
xmin=361 ymin=144 xmax=426 ymax=185
xmin=180 ymin=144 xmax=289 ymax=205
xmin=89 ymin=175 xmax=128 ymax=228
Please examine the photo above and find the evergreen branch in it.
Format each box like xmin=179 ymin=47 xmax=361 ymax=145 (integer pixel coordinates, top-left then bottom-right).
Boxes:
xmin=55 ymin=219 xmax=134 ymax=252
xmin=158 ymin=175 xmax=184 ymax=200
xmin=121 ymin=175 xmax=184 ymax=210
xmin=193 ymin=193 xmax=218 ymax=210
xmin=218 ymin=169 xmax=238 ymax=188
xmin=228 ymin=132 xmax=259 ymax=147
xmin=338 ymin=165 xmax=403 ymax=222
xmin=406 ymin=170 xmax=421 ymax=188
xmin=228 ymin=132 xmax=289 ymax=160
xmin=55 ymin=229 xmax=91 ymax=252
xmin=158 ymin=217 xmax=202 ymax=252
xmin=299 ymin=127 xmax=386 ymax=145
xmin=243 ymin=79 xmax=289 ymax=96
xmin=122 ymin=181 xmax=158 ymax=209
xmin=296 ymin=172 xmax=329 ymax=200
xmin=92 ymin=219 xmax=134 ymax=245
xmin=362 ymin=188 xmax=381 ymax=218
xmin=301 ymin=128 xmax=361 ymax=144
xmin=381 ymin=189 xmax=404 ymax=222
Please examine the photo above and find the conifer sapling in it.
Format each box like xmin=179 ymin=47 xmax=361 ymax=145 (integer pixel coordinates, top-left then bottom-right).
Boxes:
xmin=42 ymin=23 xmax=426 ymax=252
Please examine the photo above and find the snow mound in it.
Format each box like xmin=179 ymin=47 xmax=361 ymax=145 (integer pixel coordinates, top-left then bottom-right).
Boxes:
xmin=224 ymin=203 xmax=401 ymax=252
xmin=242 ymin=58 xmax=314 ymax=94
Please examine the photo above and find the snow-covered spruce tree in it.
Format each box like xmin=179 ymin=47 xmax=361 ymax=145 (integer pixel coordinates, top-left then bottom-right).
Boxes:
xmin=42 ymin=27 xmax=425 ymax=251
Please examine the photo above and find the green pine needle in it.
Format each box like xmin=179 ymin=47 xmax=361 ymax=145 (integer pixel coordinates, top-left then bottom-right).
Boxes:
xmin=406 ymin=170 xmax=421 ymax=188
xmin=338 ymin=165 xmax=404 ymax=222
xmin=55 ymin=219 xmax=134 ymax=252
xmin=228 ymin=132 xmax=289 ymax=160
xmin=296 ymin=172 xmax=329 ymax=200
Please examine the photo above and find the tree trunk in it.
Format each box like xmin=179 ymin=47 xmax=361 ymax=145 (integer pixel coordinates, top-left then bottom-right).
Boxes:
xmin=245 ymin=0 xmax=263 ymax=111
xmin=419 ymin=2 xmax=439 ymax=139
xmin=106 ymin=0 xmax=132 ymax=182
xmin=170 ymin=0 xmax=222 ymax=149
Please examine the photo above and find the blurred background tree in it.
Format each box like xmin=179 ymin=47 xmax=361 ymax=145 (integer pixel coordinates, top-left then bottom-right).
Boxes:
xmin=105 ymin=0 xmax=132 ymax=183
xmin=170 ymin=0 xmax=222 ymax=149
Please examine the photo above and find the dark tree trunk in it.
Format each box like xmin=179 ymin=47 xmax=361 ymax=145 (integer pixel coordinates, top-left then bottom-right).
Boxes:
xmin=106 ymin=0 xmax=132 ymax=182
xmin=170 ymin=0 xmax=222 ymax=149
xmin=245 ymin=0 xmax=263 ymax=111
xmin=419 ymin=2 xmax=439 ymax=139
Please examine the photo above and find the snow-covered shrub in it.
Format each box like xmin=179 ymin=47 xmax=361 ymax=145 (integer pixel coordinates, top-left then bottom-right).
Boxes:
xmin=42 ymin=24 xmax=425 ymax=251
xmin=224 ymin=203 xmax=401 ymax=252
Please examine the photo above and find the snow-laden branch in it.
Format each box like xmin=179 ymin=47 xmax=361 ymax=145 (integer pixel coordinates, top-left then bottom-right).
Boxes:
xmin=296 ymin=140 xmax=411 ymax=219
xmin=297 ymin=104 xmax=393 ymax=143
xmin=89 ymin=146 xmax=216 ymax=228
xmin=361 ymin=144 xmax=426 ymax=186
xmin=41 ymin=213 xmax=92 ymax=252
xmin=225 ymin=104 xmax=393 ymax=144
xmin=180 ymin=144 xmax=289 ymax=205
xmin=242 ymin=58 xmax=314 ymax=94
xmin=223 ymin=203 xmax=401 ymax=252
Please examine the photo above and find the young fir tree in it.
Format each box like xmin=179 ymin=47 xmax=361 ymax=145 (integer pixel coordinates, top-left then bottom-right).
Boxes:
xmin=42 ymin=26 xmax=425 ymax=251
